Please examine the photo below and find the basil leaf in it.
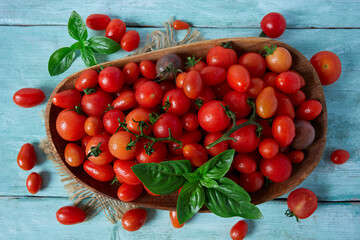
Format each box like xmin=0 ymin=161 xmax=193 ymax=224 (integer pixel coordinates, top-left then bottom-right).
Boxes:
xmin=70 ymin=42 xmax=82 ymax=50
xmin=177 ymin=181 xmax=205 ymax=224
xmin=196 ymin=149 xmax=235 ymax=180
xmin=199 ymin=177 xmax=219 ymax=188
xmin=80 ymin=47 xmax=97 ymax=67
xmin=68 ymin=11 xmax=87 ymax=41
xmin=48 ymin=47 xmax=76 ymax=76
xmin=183 ymin=172 xmax=201 ymax=183
xmin=132 ymin=160 xmax=192 ymax=195
xmin=88 ymin=36 xmax=121 ymax=54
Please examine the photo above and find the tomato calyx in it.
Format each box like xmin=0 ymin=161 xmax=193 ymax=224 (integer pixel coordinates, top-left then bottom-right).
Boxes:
xmin=194 ymin=98 xmax=204 ymax=108
xmin=111 ymin=177 xmax=120 ymax=186
xmin=83 ymin=87 xmax=96 ymax=95
xmin=66 ymin=104 xmax=84 ymax=115
xmin=264 ymin=175 xmax=273 ymax=187
xmin=285 ymin=209 xmax=300 ymax=223
xmin=184 ymin=56 xmax=201 ymax=69
xmin=259 ymin=31 xmax=267 ymax=38
xmin=259 ymin=44 xmax=277 ymax=56
xmin=86 ymin=142 xmax=102 ymax=158
xmin=220 ymin=41 xmax=233 ymax=49
xmin=149 ymin=112 xmax=161 ymax=125
xmin=162 ymin=97 xmax=171 ymax=112
xmin=105 ymin=104 xmax=114 ymax=112
xmin=156 ymin=62 xmax=182 ymax=82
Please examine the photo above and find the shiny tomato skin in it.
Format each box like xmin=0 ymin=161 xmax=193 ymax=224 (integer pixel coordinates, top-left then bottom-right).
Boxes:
xmin=135 ymin=81 xmax=163 ymax=108
xmin=287 ymin=150 xmax=305 ymax=164
xmin=113 ymin=160 xmax=140 ymax=185
xmin=170 ymin=211 xmax=185 ymax=228
xmin=248 ymin=77 xmax=266 ymax=98
xmin=206 ymin=45 xmax=237 ymax=69
xmin=227 ymin=65 xmax=251 ymax=92
xmin=122 ymin=208 xmax=147 ymax=231
xmin=13 ymin=88 xmax=45 ymax=108
xmin=200 ymin=66 xmax=227 ymax=86
xmin=265 ymin=47 xmax=292 ymax=73
xmin=75 ymin=69 xmax=98 ymax=92
xmin=17 ymin=143 xmax=37 ymax=171
xmin=198 ymin=100 xmax=230 ymax=132
xmin=86 ymin=134 xmax=114 ymax=166
xmin=331 ymin=149 xmax=350 ymax=165
xmin=182 ymin=112 xmax=199 ymax=131
xmin=272 ymin=115 xmax=295 ymax=147
xmin=139 ymin=60 xmax=157 ymax=80
xmin=238 ymin=171 xmax=264 ymax=193
xmin=112 ymin=90 xmax=137 ymax=111
xmin=295 ymin=100 xmax=322 ymax=121
xmin=153 ymin=113 xmax=183 ymax=139
xmin=276 ymin=71 xmax=301 ymax=94
xmin=123 ymin=62 xmax=140 ymax=85
xmin=289 ymin=70 xmax=305 ymax=88
xmin=238 ymin=52 xmax=266 ymax=78
xmin=26 ymin=172 xmax=42 ymax=194
xmin=287 ymin=188 xmax=318 ymax=219
xmin=287 ymin=90 xmax=306 ymax=107
xmin=183 ymin=143 xmax=208 ymax=167
xmin=172 ymin=20 xmax=189 ymax=30
xmin=125 ymin=108 xmax=152 ymax=135
xmin=183 ymin=70 xmax=203 ymax=99
xmin=136 ymin=141 xmax=167 ymax=164
xmin=83 ymin=160 xmax=115 ymax=182
xmin=108 ymin=131 xmax=138 ymax=160
xmin=260 ymin=153 xmax=292 ymax=183
xmin=163 ymin=89 xmax=191 ymax=116
xmin=121 ymin=30 xmax=140 ymax=52
xmin=105 ymin=19 xmax=126 ymax=42
xmin=274 ymin=92 xmax=295 ymax=119
xmin=168 ymin=130 xmax=202 ymax=155
xmin=223 ymin=91 xmax=251 ymax=119
xmin=52 ymin=89 xmax=82 ymax=109
xmin=230 ymin=220 xmax=248 ymax=240
xmin=193 ymin=86 xmax=216 ymax=110
xmin=310 ymin=51 xmax=341 ymax=85
xmin=56 ymin=206 xmax=87 ymax=225
xmin=229 ymin=119 xmax=261 ymax=153
xmin=86 ymin=14 xmax=111 ymax=30
xmin=186 ymin=60 xmax=207 ymax=73
xmin=260 ymin=12 xmax=286 ymax=38
xmin=84 ymin=116 xmax=104 ymax=136
xmin=117 ymin=183 xmax=143 ymax=202
xmin=204 ymin=132 xmax=229 ymax=157
xmin=56 ymin=109 xmax=87 ymax=141
xmin=233 ymin=154 xmax=257 ymax=174
xmin=255 ymin=87 xmax=278 ymax=119
xmin=64 ymin=143 xmax=85 ymax=167
xmin=176 ymin=72 xmax=187 ymax=88
xmin=103 ymin=108 xmax=125 ymax=134
xmin=98 ymin=66 xmax=124 ymax=93
xmin=81 ymin=88 xmax=113 ymax=117
xmin=259 ymin=138 xmax=279 ymax=159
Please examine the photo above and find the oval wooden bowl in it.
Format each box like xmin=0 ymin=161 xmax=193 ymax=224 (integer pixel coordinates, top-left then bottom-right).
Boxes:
xmin=45 ymin=37 xmax=327 ymax=212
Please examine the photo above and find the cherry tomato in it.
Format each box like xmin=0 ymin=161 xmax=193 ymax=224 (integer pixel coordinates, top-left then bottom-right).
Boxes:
xmin=26 ymin=172 xmax=42 ymax=194
xmin=139 ymin=60 xmax=157 ymax=80
xmin=233 ymin=154 xmax=257 ymax=174
xmin=223 ymin=91 xmax=251 ymax=119
xmin=206 ymin=45 xmax=237 ymax=69
xmin=81 ymin=87 xmax=113 ymax=117
xmin=84 ymin=116 xmax=104 ymax=136
xmin=186 ymin=60 xmax=207 ymax=73
xmin=113 ymin=160 xmax=140 ymax=185
xmin=17 ymin=143 xmax=37 ymax=171
xmin=162 ymin=89 xmax=191 ymax=116
xmin=287 ymin=90 xmax=306 ymax=107
xmin=198 ymin=100 xmax=230 ymax=132
xmin=176 ymin=72 xmax=187 ymax=88
xmin=259 ymin=138 xmax=279 ymax=159
xmin=265 ymin=47 xmax=292 ymax=73
xmin=122 ymin=208 xmax=147 ymax=231
xmin=156 ymin=54 xmax=184 ymax=81
xmin=274 ymin=92 xmax=295 ymax=119
xmin=276 ymin=71 xmax=301 ymax=94
xmin=136 ymin=141 xmax=167 ymax=163
xmin=121 ymin=30 xmax=140 ymax=52
xmin=112 ymin=90 xmax=137 ymax=111
xmin=296 ymin=100 xmax=322 ymax=121
xmin=168 ymin=130 xmax=202 ymax=155
xmin=291 ymin=120 xmax=315 ymax=150
xmin=173 ymin=20 xmax=189 ymax=30
xmin=56 ymin=109 xmax=86 ymax=141
xmin=260 ymin=12 xmax=286 ymax=38
xmin=56 ymin=206 xmax=87 ymax=225
xmin=123 ymin=62 xmax=140 ymax=85
xmin=262 ymin=72 xmax=278 ymax=89
xmin=287 ymin=150 xmax=305 ymax=164
xmin=135 ymin=81 xmax=163 ymax=108
xmin=86 ymin=14 xmax=111 ymax=30
xmin=52 ymin=89 xmax=82 ymax=109
xmin=272 ymin=115 xmax=295 ymax=147
xmin=182 ymin=112 xmax=199 ymax=131
xmin=125 ymin=108 xmax=152 ymax=135
xmin=289 ymin=70 xmax=305 ymax=88
xmin=230 ymin=220 xmax=248 ymax=240
xmin=98 ymin=66 xmax=124 ymax=93
xmin=83 ymin=160 xmax=115 ymax=182
xmin=169 ymin=210 xmax=185 ymax=228
xmin=109 ymin=131 xmax=138 ymax=160
xmin=105 ymin=19 xmax=126 ymax=43
xmin=200 ymin=66 xmax=227 ymax=86
xmin=255 ymin=87 xmax=278 ymax=119
xmin=238 ymin=171 xmax=264 ymax=193
xmin=64 ymin=143 xmax=85 ymax=167
xmin=214 ymin=81 xmax=233 ymax=99
xmin=75 ymin=69 xmax=98 ymax=92
xmin=204 ymin=132 xmax=228 ymax=156
xmin=86 ymin=134 xmax=114 ymax=166
xmin=13 ymin=88 xmax=45 ymax=108
xmin=310 ymin=51 xmax=341 ymax=85
xmin=103 ymin=108 xmax=125 ymax=134
xmin=260 ymin=153 xmax=292 ymax=183
xmin=287 ymin=188 xmax=317 ymax=219
xmin=257 ymin=119 xmax=273 ymax=139
xmin=227 ymin=65 xmax=251 ymax=92
xmin=117 ymin=183 xmax=143 ymax=202
xmin=81 ymin=135 xmax=92 ymax=150
xmin=183 ymin=70 xmax=203 ymax=99
xmin=183 ymin=143 xmax=208 ymax=167
xmin=331 ymin=149 xmax=350 ymax=165
xmin=193 ymin=86 xmax=216 ymax=110
xmin=247 ymin=77 xmax=265 ymax=98
xmin=238 ymin=52 xmax=266 ymax=78
xmin=229 ymin=119 xmax=261 ymax=153
xmin=153 ymin=113 xmax=183 ymax=139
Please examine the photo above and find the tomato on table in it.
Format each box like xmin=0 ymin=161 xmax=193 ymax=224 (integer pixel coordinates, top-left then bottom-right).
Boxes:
xmin=86 ymin=134 xmax=114 ymax=166
xmin=310 ymin=51 xmax=341 ymax=85
xmin=121 ymin=30 xmax=140 ymax=52
xmin=173 ymin=20 xmax=189 ymax=30
xmin=17 ymin=143 xmax=37 ymax=171
xmin=170 ymin=211 xmax=185 ymax=228
xmin=56 ymin=109 xmax=87 ymax=141
xmin=56 ymin=206 xmax=87 ymax=225
xmin=52 ymin=89 xmax=82 ymax=109
xmin=122 ymin=208 xmax=147 ymax=231
xmin=260 ymin=12 xmax=286 ymax=38
xmin=286 ymin=188 xmax=317 ymax=220
xmin=105 ymin=19 xmax=126 ymax=43
xmin=64 ymin=143 xmax=85 ymax=167
xmin=26 ymin=172 xmax=42 ymax=194
xmin=98 ymin=66 xmax=124 ymax=93
xmin=13 ymin=88 xmax=45 ymax=108
xmin=86 ymin=14 xmax=111 ymax=30
xmin=331 ymin=149 xmax=350 ymax=165
xmin=230 ymin=220 xmax=248 ymax=240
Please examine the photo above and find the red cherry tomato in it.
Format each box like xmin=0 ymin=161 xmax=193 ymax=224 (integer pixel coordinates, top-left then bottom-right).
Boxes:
xmin=64 ymin=143 xmax=85 ymax=167
xmin=230 ymin=220 xmax=248 ymax=240
xmin=229 ymin=119 xmax=261 ymax=153
xmin=198 ymin=100 xmax=230 ymax=132
xmin=75 ymin=69 xmax=98 ymax=92
xmin=170 ymin=210 xmax=185 ymax=228
xmin=259 ymin=138 xmax=279 ymax=159
xmin=248 ymin=77 xmax=265 ymax=98
xmin=183 ymin=70 xmax=203 ymax=99
xmin=214 ymin=81 xmax=233 ymax=99
xmin=295 ymin=100 xmax=322 ymax=121
xmin=139 ymin=60 xmax=157 ymax=80
xmin=121 ymin=30 xmax=140 ymax=52
xmin=223 ymin=91 xmax=251 ymax=119
xmin=84 ymin=116 xmax=104 ymax=136
xmin=185 ymin=59 xmax=207 ymax=73
xmin=86 ymin=14 xmax=111 ymax=30
xmin=262 ymin=72 xmax=278 ymax=89
xmin=265 ymin=47 xmax=292 ymax=73
xmin=136 ymin=141 xmax=167 ymax=163
xmin=168 ymin=130 xmax=202 ymax=155
xmin=200 ymin=66 xmax=227 ymax=86
xmin=83 ymin=160 xmax=115 ymax=182
xmin=183 ymin=143 xmax=208 ymax=167
xmin=113 ymin=160 xmax=141 ymax=185
xmin=13 ymin=88 xmax=45 ymax=108
xmin=227 ymin=65 xmax=251 ymax=92
xmin=112 ymin=90 xmax=137 ymax=111
xmin=52 ymin=89 xmax=82 ymax=109
xmin=135 ymin=81 xmax=163 ymax=108
xmin=81 ymin=135 xmax=92 ymax=150
xmin=274 ymin=92 xmax=295 ymax=119
xmin=103 ymin=108 xmax=125 ymax=134
xmin=287 ymin=188 xmax=317 ymax=219
xmin=310 ymin=51 xmax=341 ymax=85
xmin=289 ymin=70 xmax=306 ymax=88
xmin=26 ymin=172 xmax=42 ymax=194
xmin=238 ymin=52 xmax=266 ymax=78
xmin=109 ymin=131 xmax=138 ymax=160
xmin=176 ymin=72 xmax=187 ymax=88
xmin=255 ymin=87 xmax=278 ymax=119
xmin=56 ymin=206 xmax=87 ymax=225
xmin=122 ymin=208 xmax=147 ymax=231
xmin=260 ymin=153 xmax=292 ymax=183
xmin=123 ymin=62 xmax=140 ymax=85
xmin=204 ymin=132 xmax=229 ymax=157
xmin=233 ymin=154 xmax=257 ymax=174
xmin=17 ymin=143 xmax=37 ymax=171
xmin=86 ymin=134 xmax=114 ymax=166
xmin=331 ymin=149 xmax=350 ymax=165
xmin=287 ymin=90 xmax=306 ymax=107
xmin=182 ymin=112 xmax=199 ymax=131
xmin=172 ymin=20 xmax=189 ymax=30
xmin=287 ymin=150 xmax=305 ymax=164
xmin=105 ymin=19 xmax=126 ymax=43
xmin=162 ymin=89 xmax=191 ymax=116
xmin=126 ymin=108 xmax=152 ymax=135
xmin=98 ymin=66 xmax=124 ymax=93
xmin=260 ymin=12 xmax=286 ymax=38
xmin=238 ymin=171 xmax=264 ymax=193
xmin=56 ymin=109 xmax=86 ymax=141
xmin=206 ymin=45 xmax=237 ymax=69
xmin=117 ymin=183 xmax=143 ymax=202
xmin=193 ymin=86 xmax=216 ymax=110
xmin=272 ymin=115 xmax=295 ymax=147
xmin=276 ymin=71 xmax=301 ymax=94
xmin=81 ymin=87 xmax=113 ymax=117
xmin=153 ymin=113 xmax=183 ymax=139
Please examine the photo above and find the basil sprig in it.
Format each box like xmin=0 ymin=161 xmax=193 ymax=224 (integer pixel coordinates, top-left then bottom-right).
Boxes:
xmin=132 ymin=149 xmax=263 ymax=224
xmin=48 ymin=11 xmax=121 ymax=76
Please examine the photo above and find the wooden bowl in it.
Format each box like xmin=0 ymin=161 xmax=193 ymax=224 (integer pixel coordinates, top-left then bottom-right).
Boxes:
xmin=45 ymin=37 xmax=327 ymax=212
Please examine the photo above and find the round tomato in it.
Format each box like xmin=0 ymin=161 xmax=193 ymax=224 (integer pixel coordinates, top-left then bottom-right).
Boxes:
xmin=233 ymin=154 xmax=257 ymax=174
xmin=183 ymin=143 xmax=208 ymax=167
xmin=109 ymin=131 xmax=138 ymax=160
xmin=206 ymin=45 xmax=237 ymax=69
xmin=17 ymin=143 xmax=36 ymax=171
xmin=260 ymin=12 xmax=286 ymax=38
xmin=153 ymin=113 xmax=183 ymax=139
xmin=117 ymin=183 xmax=143 ymax=202
xmin=229 ymin=119 xmax=261 ymax=153
xmin=274 ymin=92 xmax=295 ymax=119
xmin=123 ymin=62 xmax=140 ymax=85
xmin=287 ymin=188 xmax=317 ymax=219
xmin=86 ymin=134 xmax=114 ymax=166
xmin=183 ymin=70 xmax=203 ymax=99
xmin=98 ymin=66 xmax=124 ymax=93
xmin=56 ymin=109 xmax=86 ymax=141
xmin=125 ymin=108 xmax=152 ymax=135
xmin=122 ymin=208 xmax=147 ymax=231
xmin=75 ymin=69 xmax=98 ymax=92
xmin=103 ymin=108 xmax=125 ymax=134
xmin=238 ymin=52 xmax=266 ymax=77
xmin=295 ymin=100 xmax=322 ymax=121
xmin=84 ymin=116 xmax=104 ymax=136
xmin=200 ymin=66 xmax=227 ymax=86
xmin=121 ymin=30 xmax=140 ymax=52
xmin=176 ymin=72 xmax=187 ymax=88
xmin=173 ymin=20 xmax=189 ymax=30
xmin=113 ymin=160 xmax=141 ymax=185
xmin=287 ymin=150 xmax=305 ymax=164
xmin=26 ymin=172 xmax=42 ymax=194
xmin=81 ymin=135 xmax=92 ymax=150
xmin=310 ymin=51 xmax=341 ymax=85
xmin=81 ymin=87 xmax=113 ymax=117
xmin=56 ymin=206 xmax=86 ymax=225
xmin=272 ymin=115 xmax=295 ymax=147
xmin=255 ymin=87 xmax=278 ymax=119
xmin=265 ymin=47 xmax=292 ymax=73
xmin=204 ymin=132 xmax=228 ymax=156
xmin=170 ymin=210 xmax=185 ymax=228
xmin=259 ymin=138 xmax=279 ymax=159
xmin=135 ymin=81 xmax=163 ymax=108
xmin=276 ymin=71 xmax=301 ymax=94
xmin=247 ymin=77 xmax=265 ymax=98
xmin=105 ymin=19 xmax=126 ymax=43
xmin=193 ymin=86 xmax=216 ymax=110
xmin=238 ymin=171 xmax=264 ymax=193
xmin=139 ymin=60 xmax=157 ymax=80
xmin=198 ymin=100 xmax=230 ymax=132
xmin=230 ymin=220 xmax=248 ymax=240
xmin=260 ymin=153 xmax=292 ymax=183
xmin=156 ymin=54 xmax=184 ymax=81
xmin=136 ymin=140 xmax=167 ymax=163
xmin=52 ymin=89 xmax=82 ymax=109
xmin=13 ymin=88 xmax=45 ymax=108
xmin=287 ymin=90 xmax=306 ymax=107
xmin=182 ymin=112 xmax=199 ymax=131
xmin=162 ymin=89 xmax=191 ymax=116
xmin=227 ymin=65 xmax=251 ymax=92
xmin=223 ymin=91 xmax=251 ymax=119
xmin=83 ymin=160 xmax=115 ymax=182
xmin=86 ymin=14 xmax=111 ymax=30
xmin=64 ymin=143 xmax=85 ymax=167
xmin=331 ymin=149 xmax=350 ymax=165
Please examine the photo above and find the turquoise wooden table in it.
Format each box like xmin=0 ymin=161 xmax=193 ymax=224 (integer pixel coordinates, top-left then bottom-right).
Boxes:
xmin=1 ymin=1 xmax=359 ymax=239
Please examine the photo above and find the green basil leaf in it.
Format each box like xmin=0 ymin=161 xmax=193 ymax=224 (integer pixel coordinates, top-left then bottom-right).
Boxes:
xmin=48 ymin=47 xmax=76 ymax=76
xmin=177 ymin=181 xmax=205 ymax=224
xmin=132 ymin=160 xmax=192 ymax=195
xmin=68 ymin=11 xmax=87 ymax=41
xmin=70 ymin=42 xmax=82 ymax=50
xmin=183 ymin=172 xmax=200 ymax=183
xmin=88 ymin=36 xmax=121 ymax=54
xmin=80 ymin=47 xmax=97 ymax=67
xmin=199 ymin=177 xmax=219 ymax=188
xmin=196 ymin=149 xmax=235 ymax=180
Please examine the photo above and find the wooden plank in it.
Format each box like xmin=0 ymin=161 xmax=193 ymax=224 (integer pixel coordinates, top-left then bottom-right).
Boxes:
xmin=1 ymin=0 xmax=360 ymax=28
xmin=0 ymin=197 xmax=358 ymax=239
xmin=0 ymin=26 xmax=359 ymax=201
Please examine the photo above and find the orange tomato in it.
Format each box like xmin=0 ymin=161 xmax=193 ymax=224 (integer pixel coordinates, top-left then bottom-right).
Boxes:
xmin=255 ymin=87 xmax=278 ymax=119
xmin=65 ymin=143 xmax=85 ymax=167
xmin=265 ymin=47 xmax=292 ymax=73
xmin=108 ymin=131 xmax=138 ymax=160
